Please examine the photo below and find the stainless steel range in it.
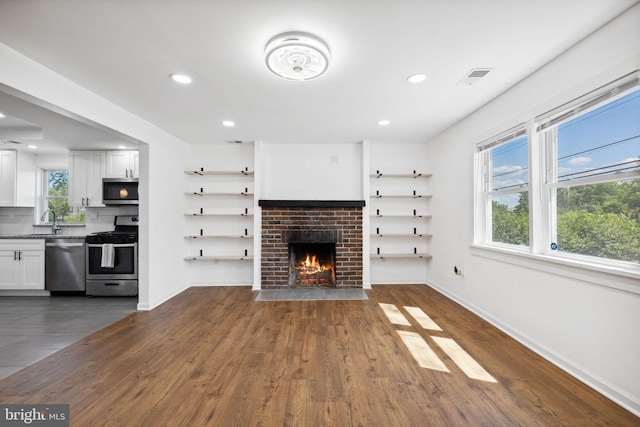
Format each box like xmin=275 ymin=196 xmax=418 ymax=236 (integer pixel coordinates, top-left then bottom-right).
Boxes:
xmin=85 ymin=215 xmax=138 ymax=296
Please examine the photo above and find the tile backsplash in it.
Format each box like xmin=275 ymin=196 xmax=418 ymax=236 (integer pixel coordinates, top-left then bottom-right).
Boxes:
xmin=0 ymin=205 xmax=138 ymax=236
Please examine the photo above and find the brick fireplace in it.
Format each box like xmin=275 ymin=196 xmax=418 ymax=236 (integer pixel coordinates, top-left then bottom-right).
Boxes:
xmin=259 ymin=200 xmax=365 ymax=289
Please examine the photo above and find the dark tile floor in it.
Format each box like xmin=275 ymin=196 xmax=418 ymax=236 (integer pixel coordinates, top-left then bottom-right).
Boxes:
xmin=0 ymin=295 xmax=137 ymax=381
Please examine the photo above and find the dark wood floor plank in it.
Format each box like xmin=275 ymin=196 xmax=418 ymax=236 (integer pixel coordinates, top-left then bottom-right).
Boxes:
xmin=0 ymin=285 xmax=637 ymax=426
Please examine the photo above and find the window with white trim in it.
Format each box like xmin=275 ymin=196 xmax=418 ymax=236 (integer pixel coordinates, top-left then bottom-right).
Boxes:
xmin=41 ymin=170 xmax=84 ymax=224
xmin=476 ymin=72 xmax=640 ymax=268
xmin=477 ymin=126 xmax=529 ymax=247
xmin=540 ymin=81 xmax=640 ymax=264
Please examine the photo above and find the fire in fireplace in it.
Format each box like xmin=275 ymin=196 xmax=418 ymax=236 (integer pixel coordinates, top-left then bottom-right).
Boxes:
xmin=289 ymin=243 xmax=336 ymax=288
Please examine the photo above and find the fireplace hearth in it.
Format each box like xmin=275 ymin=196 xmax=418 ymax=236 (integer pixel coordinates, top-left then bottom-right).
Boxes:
xmin=259 ymin=200 xmax=364 ymax=289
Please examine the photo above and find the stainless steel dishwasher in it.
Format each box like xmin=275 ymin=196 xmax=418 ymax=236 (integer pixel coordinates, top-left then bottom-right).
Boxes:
xmin=45 ymin=238 xmax=86 ymax=292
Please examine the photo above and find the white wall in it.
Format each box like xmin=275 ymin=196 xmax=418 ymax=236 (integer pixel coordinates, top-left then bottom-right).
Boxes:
xmin=424 ymin=5 xmax=640 ymax=415
xmin=0 ymin=42 xmax=189 ymax=310
xmin=258 ymin=142 xmax=363 ymax=200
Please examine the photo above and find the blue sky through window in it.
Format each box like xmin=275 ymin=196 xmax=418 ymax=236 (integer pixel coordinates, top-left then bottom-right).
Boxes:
xmin=557 ymin=89 xmax=640 ymax=181
xmin=490 ymin=135 xmax=528 ymax=191
xmin=490 ymin=88 xmax=639 ymax=194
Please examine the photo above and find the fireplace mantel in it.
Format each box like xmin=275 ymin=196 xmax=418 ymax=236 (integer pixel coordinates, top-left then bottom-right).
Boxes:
xmin=258 ymin=200 xmax=365 ymax=208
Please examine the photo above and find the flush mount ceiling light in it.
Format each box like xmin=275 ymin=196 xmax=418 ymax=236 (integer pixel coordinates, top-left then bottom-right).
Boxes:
xmin=407 ymin=73 xmax=427 ymax=83
xmin=378 ymin=119 xmax=391 ymax=126
xmin=222 ymin=120 xmax=235 ymax=127
xmin=170 ymin=73 xmax=192 ymax=84
xmin=265 ymin=31 xmax=330 ymax=81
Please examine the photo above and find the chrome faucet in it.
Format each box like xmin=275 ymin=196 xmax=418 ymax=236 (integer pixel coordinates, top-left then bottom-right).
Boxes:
xmin=41 ymin=209 xmax=61 ymax=234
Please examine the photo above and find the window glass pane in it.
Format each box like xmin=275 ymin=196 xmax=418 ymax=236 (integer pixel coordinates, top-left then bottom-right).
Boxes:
xmin=491 ymin=192 xmax=529 ymax=246
xmin=44 ymin=170 xmax=84 ymax=224
xmin=490 ymin=136 xmax=529 ymax=191
xmin=47 ymin=170 xmax=68 ymax=196
xmin=557 ymin=90 xmax=640 ymax=182
xmin=555 ymin=180 xmax=640 ymax=263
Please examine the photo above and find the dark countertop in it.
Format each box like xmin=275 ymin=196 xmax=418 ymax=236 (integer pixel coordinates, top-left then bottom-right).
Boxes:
xmin=0 ymin=234 xmax=86 ymax=240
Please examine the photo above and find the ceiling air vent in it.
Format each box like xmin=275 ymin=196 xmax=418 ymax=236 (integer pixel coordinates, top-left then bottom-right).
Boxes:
xmin=457 ymin=68 xmax=493 ymax=86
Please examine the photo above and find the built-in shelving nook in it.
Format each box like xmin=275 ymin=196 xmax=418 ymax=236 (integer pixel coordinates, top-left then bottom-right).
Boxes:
xmin=184 ymin=144 xmax=255 ymax=286
xmin=367 ymin=143 xmax=432 ymax=284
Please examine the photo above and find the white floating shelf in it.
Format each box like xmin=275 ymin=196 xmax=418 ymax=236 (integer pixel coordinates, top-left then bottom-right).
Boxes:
xmin=185 ymin=170 xmax=254 ymax=176
xmin=184 ymin=235 xmax=253 ymax=239
xmin=370 ymin=233 xmax=432 ymax=238
xmin=370 ymin=172 xmax=432 ymax=179
xmin=370 ymin=253 xmax=432 ymax=259
xmin=184 ymin=213 xmax=253 ymax=217
xmin=184 ymin=255 xmax=254 ymax=261
xmin=370 ymin=194 xmax=432 ymax=199
xmin=185 ymin=192 xmax=253 ymax=196
xmin=371 ymin=214 xmax=432 ymax=218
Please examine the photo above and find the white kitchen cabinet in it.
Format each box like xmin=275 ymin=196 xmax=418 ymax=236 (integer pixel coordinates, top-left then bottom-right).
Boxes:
xmin=0 ymin=150 xmax=15 ymax=206
xmin=106 ymin=150 xmax=139 ymax=178
xmin=0 ymin=239 xmax=45 ymax=290
xmin=68 ymin=151 xmax=106 ymax=207
xmin=0 ymin=149 xmax=36 ymax=207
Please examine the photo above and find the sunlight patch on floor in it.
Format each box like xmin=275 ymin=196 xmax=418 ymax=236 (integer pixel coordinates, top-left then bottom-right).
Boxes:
xmin=378 ymin=303 xmax=411 ymax=326
xmin=378 ymin=302 xmax=498 ymax=383
xmin=403 ymin=306 xmax=442 ymax=331
xmin=431 ymin=336 xmax=497 ymax=383
xmin=396 ymin=330 xmax=449 ymax=372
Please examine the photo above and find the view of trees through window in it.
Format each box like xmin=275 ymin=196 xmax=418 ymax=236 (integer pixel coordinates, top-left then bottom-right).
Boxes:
xmin=556 ymin=180 xmax=640 ymax=262
xmin=44 ymin=170 xmax=84 ymax=224
xmin=481 ymin=81 xmax=639 ymax=266
xmin=491 ymin=192 xmax=529 ymax=246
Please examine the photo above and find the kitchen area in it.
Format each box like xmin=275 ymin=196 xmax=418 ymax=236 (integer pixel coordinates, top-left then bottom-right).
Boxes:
xmin=0 ymin=90 xmax=141 ymax=380
xmin=0 ymin=149 xmax=140 ymax=297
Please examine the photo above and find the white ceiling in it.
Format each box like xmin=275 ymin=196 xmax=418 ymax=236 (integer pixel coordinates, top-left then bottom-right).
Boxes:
xmin=0 ymin=0 xmax=637 ymax=153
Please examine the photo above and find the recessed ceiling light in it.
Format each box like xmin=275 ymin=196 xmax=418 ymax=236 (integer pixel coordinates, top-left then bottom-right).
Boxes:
xmin=265 ymin=31 xmax=330 ymax=81
xmin=0 ymin=113 xmax=5 ymax=118
xmin=407 ymin=73 xmax=427 ymax=83
xmin=27 ymin=145 xmax=37 ymax=149
xmin=170 ymin=73 xmax=192 ymax=84
xmin=222 ymin=120 xmax=235 ymax=127
xmin=117 ymin=145 xmax=127 ymax=149
xmin=378 ymin=119 xmax=391 ymax=126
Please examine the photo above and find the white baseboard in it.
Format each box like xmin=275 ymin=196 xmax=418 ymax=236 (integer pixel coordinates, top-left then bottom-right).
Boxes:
xmin=426 ymin=280 xmax=640 ymax=417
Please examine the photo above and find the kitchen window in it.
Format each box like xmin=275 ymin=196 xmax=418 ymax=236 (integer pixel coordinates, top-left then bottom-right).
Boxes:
xmin=475 ymin=72 xmax=640 ymax=275
xmin=42 ymin=170 xmax=84 ymax=224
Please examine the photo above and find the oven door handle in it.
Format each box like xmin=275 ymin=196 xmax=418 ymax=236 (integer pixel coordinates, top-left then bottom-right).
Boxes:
xmin=86 ymin=243 xmax=137 ymax=248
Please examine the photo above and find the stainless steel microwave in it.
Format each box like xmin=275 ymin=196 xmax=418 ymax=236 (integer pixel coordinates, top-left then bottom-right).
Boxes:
xmin=102 ymin=178 xmax=139 ymax=205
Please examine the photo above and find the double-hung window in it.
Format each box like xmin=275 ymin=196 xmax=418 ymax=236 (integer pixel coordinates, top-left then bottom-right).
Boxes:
xmin=476 ymin=126 xmax=529 ymax=247
xmin=475 ymin=71 xmax=640 ymax=272
xmin=42 ymin=170 xmax=84 ymax=224
xmin=538 ymin=78 xmax=640 ymax=264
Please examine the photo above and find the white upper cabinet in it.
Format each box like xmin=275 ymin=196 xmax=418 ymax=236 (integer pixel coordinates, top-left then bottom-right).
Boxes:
xmin=0 ymin=149 xmax=36 ymax=207
xmin=106 ymin=150 xmax=139 ymax=178
xmin=0 ymin=150 xmax=16 ymax=206
xmin=68 ymin=151 xmax=106 ymax=207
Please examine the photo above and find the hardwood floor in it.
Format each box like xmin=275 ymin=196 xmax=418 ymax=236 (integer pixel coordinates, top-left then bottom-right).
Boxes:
xmin=0 ymin=285 xmax=637 ymax=426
